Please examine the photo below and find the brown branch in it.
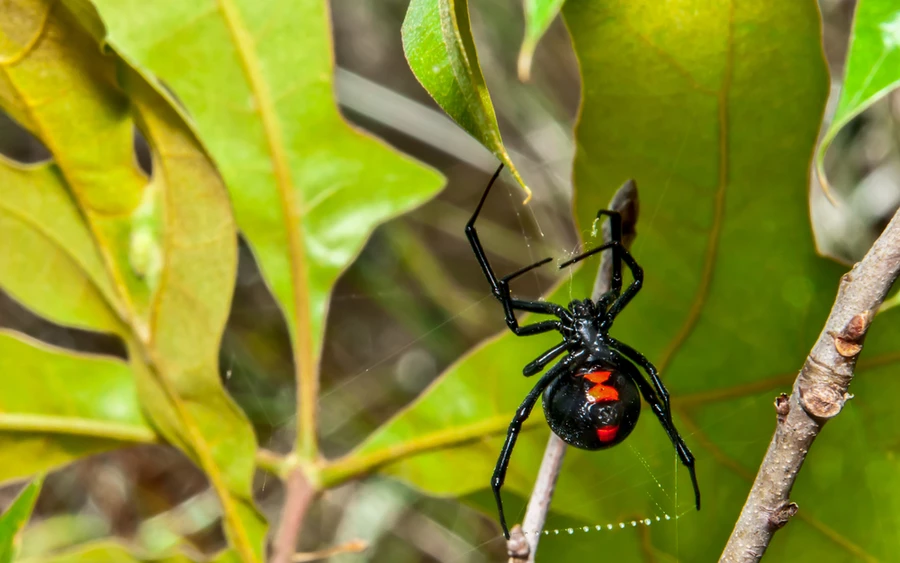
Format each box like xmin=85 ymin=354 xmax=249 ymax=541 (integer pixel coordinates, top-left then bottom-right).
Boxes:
xmin=507 ymin=180 xmax=640 ymax=562
xmin=271 ymin=467 xmax=316 ymax=563
xmin=506 ymin=435 xmax=567 ymax=562
xmin=720 ymin=207 xmax=900 ymax=562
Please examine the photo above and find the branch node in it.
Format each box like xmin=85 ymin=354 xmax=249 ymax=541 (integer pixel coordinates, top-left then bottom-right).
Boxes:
xmin=845 ymin=310 xmax=871 ymax=339
xmin=767 ymin=502 xmax=798 ymax=531
xmin=774 ymin=393 xmax=790 ymax=422
xmin=831 ymin=310 xmax=871 ymax=357
xmin=798 ymin=380 xmax=846 ymax=419
xmin=507 ymin=525 xmax=530 ymax=562
xmin=798 ymin=358 xmax=848 ymax=419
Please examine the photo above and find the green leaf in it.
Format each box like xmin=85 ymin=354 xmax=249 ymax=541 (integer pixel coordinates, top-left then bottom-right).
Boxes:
xmin=816 ymin=0 xmax=900 ymax=196
xmin=0 ymin=476 xmax=42 ymax=563
xmin=402 ymin=0 xmax=530 ymax=199
xmin=87 ymin=0 xmax=445 ymax=462
xmin=519 ymin=0 xmax=565 ymax=81
xmin=18 ymin=541 xmax=239 ymax=563
xmin=0 ymin=333 xmax=154 ymax=483
xmin=331 ymin=1 xmax=897 ymax=560
xmin=0 ymin=2 xmax=265 ymax=558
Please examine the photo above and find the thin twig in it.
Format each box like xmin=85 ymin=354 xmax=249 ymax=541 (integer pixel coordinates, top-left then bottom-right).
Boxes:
xmin=507 ymin=180 xmax=640 ymax=562
xmin=291 ymin=539 xmax=368 ymax=562
xmin=720 ymin=207 xmax=900 ymax=562
xmin=272 ymin=468 xmax=316 ymax=563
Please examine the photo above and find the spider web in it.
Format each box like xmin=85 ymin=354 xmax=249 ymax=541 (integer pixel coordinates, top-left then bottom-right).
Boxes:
xmin=219 ymin=123 xmax=730 ymax=560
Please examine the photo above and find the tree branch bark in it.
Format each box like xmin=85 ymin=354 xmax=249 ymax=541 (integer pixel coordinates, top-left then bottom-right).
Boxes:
xmin=720 ymin=207 xmax=900 ymax=562
xmin=507 ymin=180 xmax=639 ymax=562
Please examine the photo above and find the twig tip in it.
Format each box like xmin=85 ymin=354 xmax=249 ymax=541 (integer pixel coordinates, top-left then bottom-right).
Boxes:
xmin=507 ymin=525 xmax=530 ymax=562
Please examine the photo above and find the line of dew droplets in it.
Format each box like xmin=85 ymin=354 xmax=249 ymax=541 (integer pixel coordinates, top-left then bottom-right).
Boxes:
xmin=526 ymin=513 xmax=675 ymax=537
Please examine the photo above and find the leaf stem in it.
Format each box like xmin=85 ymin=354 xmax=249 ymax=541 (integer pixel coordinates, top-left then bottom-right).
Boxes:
xmin=255 ymin=448 xmax=290 ymax=477
xmin=0 ymin=414 xmax=158 ymax=444
xmin=319 ymin=415 xmax=543 ymax=489
xmin=719 ymin=206 xmax=900 ymax=562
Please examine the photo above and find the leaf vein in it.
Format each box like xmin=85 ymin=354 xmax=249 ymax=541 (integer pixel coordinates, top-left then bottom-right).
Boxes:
xmin=0 ymin=0 xmax=53 ymax=67
xmin=213 ymin=0 xmax=319 ymax=461
xmin=0 ymin=185 xmax=120 ymax=322
xmin=656 ymin=0 xmax=733 ymax=374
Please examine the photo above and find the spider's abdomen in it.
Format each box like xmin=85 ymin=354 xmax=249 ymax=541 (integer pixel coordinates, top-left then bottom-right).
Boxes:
xmin=542 ymin=367 xmax=641 ymax=450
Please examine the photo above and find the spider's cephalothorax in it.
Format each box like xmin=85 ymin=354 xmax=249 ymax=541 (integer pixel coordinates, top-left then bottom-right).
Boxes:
xmin=466 ymin=165 xmax=700 ymax=539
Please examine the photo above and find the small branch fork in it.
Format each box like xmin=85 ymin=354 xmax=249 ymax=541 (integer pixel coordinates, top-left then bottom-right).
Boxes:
xmin=720 ymin=207 xmax=900 ymax=562
xmin=507 ymin=180 xmax=640 ymax=562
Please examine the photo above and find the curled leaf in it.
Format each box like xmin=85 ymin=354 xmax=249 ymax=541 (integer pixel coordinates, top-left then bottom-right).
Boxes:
xmin=402 ymin=0 xmax=530 ymax=200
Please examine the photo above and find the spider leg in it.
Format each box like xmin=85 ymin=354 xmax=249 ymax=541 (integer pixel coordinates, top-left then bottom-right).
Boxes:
xmin=605 ymin=247 xmax=643 ymax=322
xmin=465 ymin=164 xmax=508 ymax=294
xmin=497 ymin=260 xmax=564 ymax=335
xmin=560 ymin=240 xmax=643 ymax=327
xmin=466 ymin=165 xmax=569 ymax=336
xmin=608 ymin=337 xmax=670 ymax=415
xmin=510 ymin=299 xmax=573 ymax=321
xmin=492 ymin=349 xmax=587 ymax=538
xmin=558 ymin=241 xmax=615 ymax=269
xmin=557 ymin=209 xmax=623 ymax=272
xmin=609 ymin=339 xmax=700 ymax=511
xmin=522 ymin=341 xmax=567 ymax=376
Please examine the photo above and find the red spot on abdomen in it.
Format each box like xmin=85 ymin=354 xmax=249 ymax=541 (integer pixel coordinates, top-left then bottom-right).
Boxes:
xmin=597 ymin=425 xmax=619 ymax=442
xmin=583 ymin=370 xmax=619 ymax=403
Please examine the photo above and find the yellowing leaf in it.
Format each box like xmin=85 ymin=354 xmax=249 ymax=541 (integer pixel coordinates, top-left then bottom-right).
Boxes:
xmin=0 ymin=0 xmax=150 ymax=326
xmin=0 ymin=160 xmax=121 ymax=334
xmin=88 ymin=0 xmax=445 ymax=462
xmin=122 ymin=70 xmax=267 ymax=559
xmin=0 ymin=1 xmax=265 ymax=558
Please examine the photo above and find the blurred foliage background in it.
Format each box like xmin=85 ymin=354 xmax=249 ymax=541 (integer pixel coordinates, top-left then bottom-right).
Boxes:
xmin=1 ymin=0 xmax=900 ymax=561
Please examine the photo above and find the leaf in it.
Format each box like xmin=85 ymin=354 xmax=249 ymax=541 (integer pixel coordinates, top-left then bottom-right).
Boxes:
xmin=331 ymin=1 xmax=898 ymax=560
xmin=87 ymin=0 xmax=445 ymax=462
xmin=0 ymin=476 xmax=42 ymax=563
xmin=816 ymin=0 xmax=900 ymax=196
xmin=121 ymin=68 xmax=267 ymax=560
xmin=0 ymin=332 xmax=155 ymax=483
xmin=402 ymin=0 xmax=530 ymax=200
xmin=0 ymin=2 xmax=264 ymax=558
xmin=18 ymin=541 xmax=240 ymax=563
xmin=518 ymin=0 xmax=565 ymax=81
xmin=0 ymin=161 xmax=121 ymax=334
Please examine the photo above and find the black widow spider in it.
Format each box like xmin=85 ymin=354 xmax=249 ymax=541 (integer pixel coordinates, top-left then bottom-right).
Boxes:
xmin=465 ymin=165 xmax=700 ymax=539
